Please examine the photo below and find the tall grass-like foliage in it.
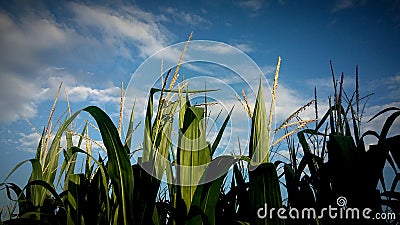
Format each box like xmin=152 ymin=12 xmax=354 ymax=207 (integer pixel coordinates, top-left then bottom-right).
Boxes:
xmin=278 ymin=62 xmax=400 ymax=225
xmin=1 ymin=38 xmax=398 ymax=225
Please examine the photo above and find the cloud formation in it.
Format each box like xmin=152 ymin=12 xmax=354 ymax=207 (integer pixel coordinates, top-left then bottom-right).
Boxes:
xmin=163 ymin=7 xmax=211 ymax=27
xmin=238 ymin=0 xmax=263 ymax=12
xmin=0 ymin=2 xmax=175 ymax=124
xmin=331 ymin=0 xmax=366 ymax=12
xmin=0 ymin=74 xmax=44 ymax=123
xmin=69 ymin=3 xmax=169 ymax=59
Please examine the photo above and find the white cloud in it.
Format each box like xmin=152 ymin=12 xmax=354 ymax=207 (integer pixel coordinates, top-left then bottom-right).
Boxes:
xmin=275 ymin=84 xmax=317 ymax=121
xmin=278 ymin=0 xmax=286 ymax=6
xmin=0 ymin=74 xmax=45 ymax=123
xmin=304 ymin=75 xmax=356 ymax=94
xmin=261 ymin=65 xmax=277 ymax=76
xmin=0 ymin=2 xmax=176 ymax=124
xmin=331 ymin=0 xmax=366 ymax=13
xmin=390 ymin=74 xmax=400 ymax=82
xmin=17 ymin=132 xmax=41 ymax=153
xmin=191 ymin=43 xmax=238 ymax=55
xmin=383 ymin=74 xmax=400 ymax=101
xmin=17 ymin=128 xmax=106 ymax=154
xmin=238 ymin=0 xmax=263 ymax=12
xmin=67 ymin=85 xmax=120 ymax=104
xmin=331 ymin=0 xmax=354 ymax=12
xmin=163 ymin=7 xmax=211 ymax=27
xmin=234 ymin=43 xmax=253 ymax=53
xmin=0 ymin=10 xmax=75 ymax=72
xmin=0 ymin=69 xmax=121 ymax=123
xmin=69 ymin=2 xmax=169 ymax=58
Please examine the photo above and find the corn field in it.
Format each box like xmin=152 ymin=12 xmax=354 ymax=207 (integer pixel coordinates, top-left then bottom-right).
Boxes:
xmin=0 ymin=46 xmax=399 ymax=225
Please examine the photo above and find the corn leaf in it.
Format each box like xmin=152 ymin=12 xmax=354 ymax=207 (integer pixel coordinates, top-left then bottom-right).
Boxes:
xmin=210 ymin=107 xmax=233 ymax=156
xmin=124 ymin=100 xmax=136 ymax=152
xmin=70 ymin=146 xmax=110 ymax=224
xmin=65 ymin=174 xmax=86 ymax=225
xmin=188 ymin=155 xmax=237 ymax=225
xmin=154 ymin=100 xmax=179 ymax=179
xmin=249 ymin=79 xmax=269 ymax=165
xmin=132 ymin=161 xmax=161 ymax=225
xmin=41 ymin=109 xmax=82 ymax=191
xmin=83 ymin=106 xmax=134 ymax=224
xmin=178 ymin=106 xmax=211 ymax=213
xmin=249 ymin=163 xmax=284 ymax=225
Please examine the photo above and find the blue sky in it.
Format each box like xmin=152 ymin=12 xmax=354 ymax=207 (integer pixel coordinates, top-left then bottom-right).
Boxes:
xmin=1 ymin=0 xmax=400 ymax=206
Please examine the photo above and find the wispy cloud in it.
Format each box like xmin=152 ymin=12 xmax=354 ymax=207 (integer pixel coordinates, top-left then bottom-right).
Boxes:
xmin=163 ymin=7 xmax=211 ymax=27
xmin=364 ymin=73 xmax=400 ymax=103
xmin=17 ymin=132 xmax=41 ymax=153
xmin=233 ymin=43 xmax=253 ymax=53
xmin=67 ymin=85 xmax=121 ymax=104
xmin=0 ymin=73 xmax=45 ymax=123
xmin=191 ymin=43 xmax=238 ymax=54
xmin=237 ymin=0 xmax=264 ymax=12
xmin=69 ymin=2 xmax=169 ymax=58
xmin=331 ymin=0 xmax=354 ymax=12
xmin=17 ymin=129 xmax=106 ymax=153
xmin=0 ymin=9 xmax=78 ymax=73
xmin=0 ymin=2 xmax=176 ymax=124
xmin=0 ymin=69 xmax=121 ymax=124
xmin=384 ymin=74 xmax=400 ymax=100
xmin=331 ymin=0 xmax=366 ymax=13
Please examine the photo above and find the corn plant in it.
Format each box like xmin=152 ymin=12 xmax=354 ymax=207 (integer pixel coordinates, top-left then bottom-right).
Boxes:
xmin=279 ymin=63 xmax=400 ymax=225
xmin=0 ymin=34 xmax=242 ymax=225
xmin=3 ymin=36 xmax=396 ymax=225
xmin=0 ymin=65 xmax=288 ymax=225
xmin=215 ymin=56 xmax=315 ymax=225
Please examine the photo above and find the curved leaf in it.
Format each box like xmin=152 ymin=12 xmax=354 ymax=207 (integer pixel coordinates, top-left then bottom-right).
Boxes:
xmin=83 ymin=106 xmax=134 ymax=224
xmin=367 ymin=107 xmax=400 ymax=123
xmin=189 ymin=156 xmax=238 ymax=225
xmin=380 ymin=110 xmax=400 ymax=141
xmin=210 ymin=107 xmax=233 ymax=156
